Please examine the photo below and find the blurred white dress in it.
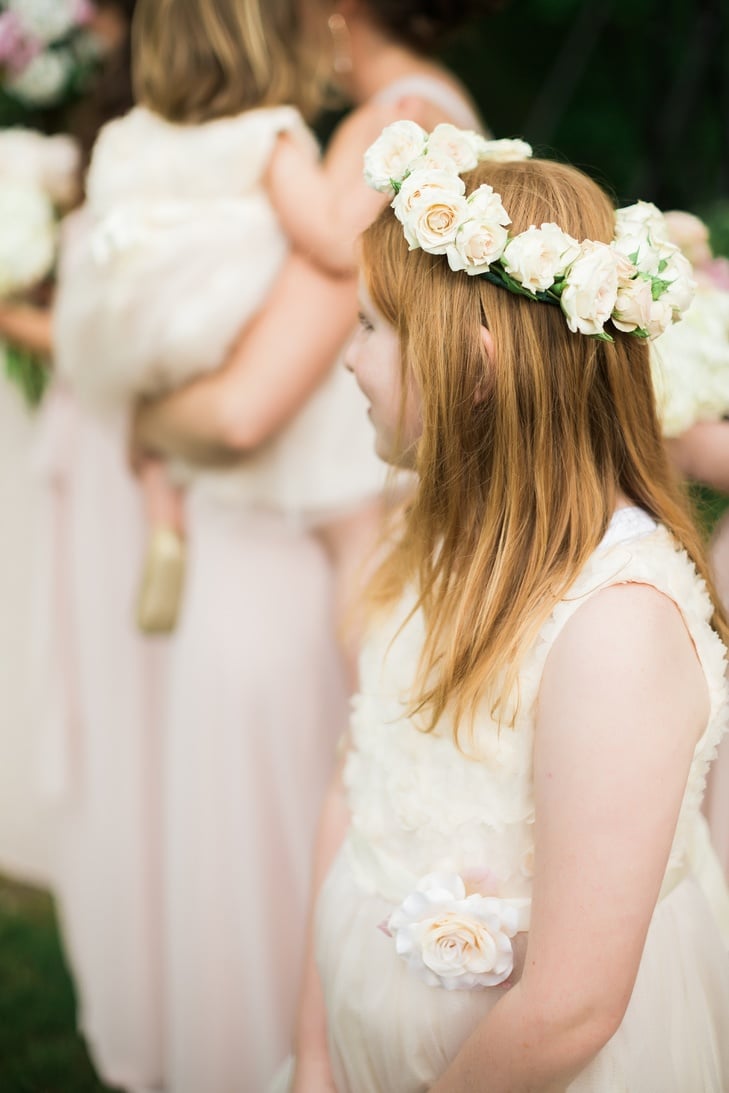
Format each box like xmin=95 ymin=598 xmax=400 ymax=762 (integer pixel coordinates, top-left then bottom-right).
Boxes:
xmin=307 ymin=509 xmax=729 ymax=1092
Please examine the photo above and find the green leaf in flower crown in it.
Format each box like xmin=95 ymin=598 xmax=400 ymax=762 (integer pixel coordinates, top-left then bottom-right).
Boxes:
xmin=651 ymin=277 xmax=672 ymax=300
xmin=657 ymin=258 xmax=668 ymax=274
xmin=592 ymin=329 xmax=614 ymax=342
xmin=487 ymin=266 xmax=539 ymax=300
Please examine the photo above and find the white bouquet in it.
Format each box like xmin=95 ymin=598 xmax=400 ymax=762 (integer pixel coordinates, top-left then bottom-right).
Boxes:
xmin=0 ymin=179 xmax=55 ymax=295
xmin=650 ymin=210 xmax=729 ymax=437
xmin=651 ymin=287 xmax=729 ymax=438
xmin=0 ymin=0 xmax=98 ymax=109
xmin=0 ymin=126 xmax=78 ymax=296
xmin=0 ymin=126 xmax=79 ymax=402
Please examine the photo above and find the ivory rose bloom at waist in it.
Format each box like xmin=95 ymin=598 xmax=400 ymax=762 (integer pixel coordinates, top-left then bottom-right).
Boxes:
xmin=388 ymin=872 xmax=527 ymax=991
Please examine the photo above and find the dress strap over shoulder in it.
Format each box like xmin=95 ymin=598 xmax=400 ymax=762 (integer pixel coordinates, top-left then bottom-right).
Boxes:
xmin=527 ymin=511 xmax=729 ymax=879
xmin=373 ymin=75 xmax=484 ymax=132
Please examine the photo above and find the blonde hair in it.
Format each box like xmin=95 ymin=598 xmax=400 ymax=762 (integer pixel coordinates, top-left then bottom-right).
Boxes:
xmin=361 ymin=157 xmax=729 ymax=740
xmin=132 ymin=0 xmax=331 ymax=124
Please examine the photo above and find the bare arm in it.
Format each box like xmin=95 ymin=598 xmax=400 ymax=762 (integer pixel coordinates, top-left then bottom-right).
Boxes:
xmin=666 ymin=420 xmax=729 ymax=493
xmin=267 ymin=101 xmax=422 ymax=276
xmin=133 ymin=252 xmax=357 ymax=465
xmin=431 ymin=583 xmax=707 ymax=1092
xmin=0 ymin=302 xmax=53 ymax=356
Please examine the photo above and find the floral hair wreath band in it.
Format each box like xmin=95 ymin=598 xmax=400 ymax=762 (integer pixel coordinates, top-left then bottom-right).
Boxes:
xmin=363 ymin=122 xmax=696 ymax=342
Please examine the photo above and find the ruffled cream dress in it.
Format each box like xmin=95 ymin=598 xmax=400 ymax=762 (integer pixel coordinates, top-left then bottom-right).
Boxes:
xmin=311 ymin=508 xmax=729 ymax=1092
xmin=53 ymin=104 xmax=386 ymax=520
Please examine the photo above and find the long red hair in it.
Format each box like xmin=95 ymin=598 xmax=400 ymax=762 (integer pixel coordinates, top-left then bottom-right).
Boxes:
xmin=361 ymin=156 xmax=727 ymax=739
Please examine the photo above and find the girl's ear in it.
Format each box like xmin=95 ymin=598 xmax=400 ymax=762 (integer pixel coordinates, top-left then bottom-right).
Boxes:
xmin=481 ymin=325 xmax=495 ymax=362
xmin=475 ymin=325 xmax=495 ymax=405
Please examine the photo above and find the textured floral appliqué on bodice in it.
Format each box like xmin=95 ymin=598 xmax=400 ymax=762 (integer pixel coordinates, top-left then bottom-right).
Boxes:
xmin=343 ymin=509 xmax=729 ymax=905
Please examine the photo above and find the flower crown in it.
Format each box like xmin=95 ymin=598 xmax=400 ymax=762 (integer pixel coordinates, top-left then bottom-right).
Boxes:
xmin=363 ymin=122 xmax=696 ymax=342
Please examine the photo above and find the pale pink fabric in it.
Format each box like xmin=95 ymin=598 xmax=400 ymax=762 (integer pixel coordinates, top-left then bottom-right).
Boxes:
xmin=163 ymin=493 xmax=349 ymax=1091
xmin=33 ymin=384 xmax=166 ymax=1092
xmin=706 ymin=510 xmax=729 ymax=878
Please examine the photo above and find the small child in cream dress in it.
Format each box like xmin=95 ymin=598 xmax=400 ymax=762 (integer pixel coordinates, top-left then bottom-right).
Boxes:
xmin=54 ymin=101 xmax=384 ymax=523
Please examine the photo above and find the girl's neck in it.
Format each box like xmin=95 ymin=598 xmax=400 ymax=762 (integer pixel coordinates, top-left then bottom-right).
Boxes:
xmin=614 ymin=490 xmax=635 ymax=512
xmin=341 ymin=15 xmax=451 ymax=106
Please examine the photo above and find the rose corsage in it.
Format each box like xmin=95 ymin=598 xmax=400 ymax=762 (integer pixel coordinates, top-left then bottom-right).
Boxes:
xmin=386 ymin=872 xmax=530 ymax=991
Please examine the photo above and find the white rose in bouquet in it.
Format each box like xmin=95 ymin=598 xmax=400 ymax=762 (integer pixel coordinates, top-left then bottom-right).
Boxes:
xmin=0 ymin=179 xmax=56 ymax=296
xmin=651 ymin=287 xmax=729 ymax=437
xmin=7 ymin=47 xmax=73 ymax=106
xmin=6 ymin=0 xmax=84 ymax=44
xmin=0 ymin=128 xmax=80 ymax=208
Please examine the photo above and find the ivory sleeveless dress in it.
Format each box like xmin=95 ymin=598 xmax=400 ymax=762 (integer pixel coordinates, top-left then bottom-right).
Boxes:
xmin=311 ymin=508 xmax=729 ymax=1092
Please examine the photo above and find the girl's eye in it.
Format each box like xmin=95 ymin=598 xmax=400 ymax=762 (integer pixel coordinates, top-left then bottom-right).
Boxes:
xmin=358 ymin=312 xmax=374 ymax=333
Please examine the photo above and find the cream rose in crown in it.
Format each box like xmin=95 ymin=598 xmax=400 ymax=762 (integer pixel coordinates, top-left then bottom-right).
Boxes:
xmin=447 ymin=185 xmax=511 ymax=275
xmin=502 ymin=222 xmax=581 ymax=293
xmin=393 ymin=168 xmax=469 ymax=254
xmin=387 ymin=873 xmax=522 ymax=991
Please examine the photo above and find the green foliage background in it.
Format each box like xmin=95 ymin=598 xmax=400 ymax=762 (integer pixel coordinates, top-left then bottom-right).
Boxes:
xmin=443 ymin=0 xmax=728 ymax=243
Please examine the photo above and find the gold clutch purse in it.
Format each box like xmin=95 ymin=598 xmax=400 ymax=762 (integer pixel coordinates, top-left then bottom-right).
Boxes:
xmin=136 ymin=527 xmax=186 ymax=635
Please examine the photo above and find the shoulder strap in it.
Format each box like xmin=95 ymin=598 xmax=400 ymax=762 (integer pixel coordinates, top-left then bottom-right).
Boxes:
xmin=373 ymin=76 xmax=484 ymax=133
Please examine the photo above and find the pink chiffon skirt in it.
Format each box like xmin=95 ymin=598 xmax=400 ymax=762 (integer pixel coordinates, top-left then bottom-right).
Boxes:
xmin=163 ymin=491 xmax=350 ymax=1092
xmin=34 ymin=385 xmax=166 ymax=1092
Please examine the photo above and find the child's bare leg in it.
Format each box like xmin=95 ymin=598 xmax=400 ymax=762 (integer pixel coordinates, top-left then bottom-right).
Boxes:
xmin=139 ymin=457 xmax=186 ymax=535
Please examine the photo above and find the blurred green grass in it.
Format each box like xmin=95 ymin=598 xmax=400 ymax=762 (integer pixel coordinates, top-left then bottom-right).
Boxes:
xmin=0 ymin=875 xmax=122 ymax=1093
xmin=689 ymin=483 xmax=729 ymax=541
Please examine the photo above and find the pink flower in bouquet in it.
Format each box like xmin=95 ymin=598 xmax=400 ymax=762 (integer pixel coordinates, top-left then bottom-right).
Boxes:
xmin=74 ymin=0 xmax=95 ymax=25
xmin=0 ymin=11 xmax=42 ymax=74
